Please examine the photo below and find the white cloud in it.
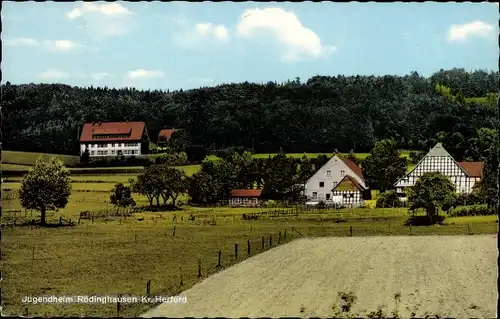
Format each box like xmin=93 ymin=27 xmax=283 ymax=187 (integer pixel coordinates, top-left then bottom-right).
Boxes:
xmin=66 ymin=2 xmax=132 ymax=20
xmin=91 ymin=72 xmax=111 ymax=81
xmin=5 ymin=37 xmax=39 ymax=47
xmin=448 ymin=20 xmax=495 ymax=42
xmin=125 ymin=69 xmax=164 ymax=80
xmin=236 ymin=7 xmax=336 ymax=62
xmin=37 ymin=69 xmax=70 ymax=80
xmin=66 ymin=2 xmax=134 ymax=37
xmin=195 ymin=23 xmax=229 ymax=40
xmin=5 ymin=38 xmax=82 ymax=52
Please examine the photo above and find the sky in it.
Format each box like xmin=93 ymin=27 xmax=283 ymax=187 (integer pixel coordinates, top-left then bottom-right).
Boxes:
xmin=2 ymin=1 xmax=499 ymax=91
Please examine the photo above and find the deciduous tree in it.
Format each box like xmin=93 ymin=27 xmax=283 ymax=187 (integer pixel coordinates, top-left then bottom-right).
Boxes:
xmin=19 ymin=157 xmax=72 ymax=225
xmin=407 ymin=172 xmax=457 ymax=223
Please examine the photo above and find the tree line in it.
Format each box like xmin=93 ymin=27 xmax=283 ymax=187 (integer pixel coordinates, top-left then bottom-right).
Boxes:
xmin=2 ymin=68 xmax=498 ymax=158
xmin=18 ymin=132 xmax=498 ymax=225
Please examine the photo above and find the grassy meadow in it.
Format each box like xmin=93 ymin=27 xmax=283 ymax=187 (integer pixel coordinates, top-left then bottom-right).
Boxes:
xmin=0 ymin=149 xmax=449 ymax=317
xmin=2 ymin=209 xmax=497 ymax=317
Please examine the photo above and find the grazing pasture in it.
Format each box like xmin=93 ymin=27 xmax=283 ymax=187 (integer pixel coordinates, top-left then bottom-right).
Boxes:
xmin=2 ymin=211 xmax=497 ymax=317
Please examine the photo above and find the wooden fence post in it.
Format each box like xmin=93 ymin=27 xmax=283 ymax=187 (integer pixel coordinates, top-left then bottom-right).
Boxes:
xmin=278 ymin=232 xmax=281 ymax=244
xmin=284 ymin=229 xmax=287 ymax=241
xmin=350 ymin=226 xmax=353 ymax=237
xmin=59 ymin=216 xmax=62 ymax=225
xmin=32 ymin=247 xmax=35 ymax=260
xmin=116 ymin=294 xmax=121 ymax=316
xmin=134 ymin=234 xmax=137 ymax=243
xmin=262 ymin=236 xmax=265 ymax=250
xmin=269 ymin=235 xmax=272 ymax=247
xmin=217 ymin=249 xmax=221 ymax=268
xmin=90 ymin=241 xmax=93 ymax=250
xmin=91 ymin=213 xmax=94 ymax=224
xmin=173 ymin=226 xmax=176 ymax=237
xmin=467 ymin=224 xmax=473 ymax=235
xmin=146 ymin=280 xmax=151 ymax=296
xmin=409 ymin=224 xmax=413 ymax=235
xmin=247 ymin=240 xmax=250 ymax=256
xmin=235 ymin=243 xmax=238 ymax=260
xmin=197 ymin=259 xmax=202 ymax=278
xmin=179 ymin=266 xmax=183 ymax=286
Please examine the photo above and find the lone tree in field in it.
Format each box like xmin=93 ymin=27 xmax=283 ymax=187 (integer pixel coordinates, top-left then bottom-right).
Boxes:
xmin=110 ymin=183 xmax=136 ymax=212
xmin=19 ymin=157 xmax=72 ymax=225
xmin=362 ymin=139 xmax=408 ymax=192
xmin=407 ymin=172 xmax=456 ymax=223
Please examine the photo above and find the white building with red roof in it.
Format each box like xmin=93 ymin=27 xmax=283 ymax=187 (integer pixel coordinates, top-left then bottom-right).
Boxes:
xmin=304 ymin=154 xmax=366 ymax=206
xmin=79 ymin=121 xmax=150 ymax=158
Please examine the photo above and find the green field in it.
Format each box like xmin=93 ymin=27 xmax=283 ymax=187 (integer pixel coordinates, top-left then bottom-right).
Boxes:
xmin=2 ymin=151 xmax=80 ymax=167
xmin=2 ymin=151 xmax=495 ymax=318
xmin=2 ymin=210 xmax=497 ymax=317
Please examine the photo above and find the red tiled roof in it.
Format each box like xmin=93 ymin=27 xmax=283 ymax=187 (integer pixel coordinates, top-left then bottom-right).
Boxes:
xmin=158 ymin=128 xmax=180 ymax=141
xmin=80 ymin=122 xmax=146 ymax=142
xmin=337 ymin=154 xmax=364 ymax=180
xmin=332 ymin=175 xmax=366 ymax=192
xmin=457 ymin=161 xmax=484 ymax=178
xmin=230 ymin=189 xmax=263 ymax=197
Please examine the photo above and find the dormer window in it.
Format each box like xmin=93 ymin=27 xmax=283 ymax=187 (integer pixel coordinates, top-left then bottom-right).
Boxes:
xmin=326 ymin=170 xmax=331 ymax=176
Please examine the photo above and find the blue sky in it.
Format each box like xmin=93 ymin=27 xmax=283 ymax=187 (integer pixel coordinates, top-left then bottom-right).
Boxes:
xmin=2 ymin=2 xmax=499 ymax=91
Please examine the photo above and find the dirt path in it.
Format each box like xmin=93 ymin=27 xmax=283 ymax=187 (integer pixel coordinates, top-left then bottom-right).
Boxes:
xmin=141 ymin=235 xmax=497 ymax=318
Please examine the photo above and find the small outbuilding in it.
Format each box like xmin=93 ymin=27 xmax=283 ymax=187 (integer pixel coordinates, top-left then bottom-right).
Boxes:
xmin=229 ymin=189 xmax=263 ymax=207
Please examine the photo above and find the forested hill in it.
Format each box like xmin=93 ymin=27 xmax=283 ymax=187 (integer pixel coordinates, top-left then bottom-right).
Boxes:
xmin=2 ymin=68 xmax=498 ymax=157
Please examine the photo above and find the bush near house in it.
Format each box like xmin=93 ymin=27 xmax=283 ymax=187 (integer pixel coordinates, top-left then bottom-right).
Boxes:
xmin=448 ymin=204 xmax=497 ymax=217
xmin=76 ymin=156 xmax=154 ymax=168
xmin=375 ymin=191 xmax=404 ymax=208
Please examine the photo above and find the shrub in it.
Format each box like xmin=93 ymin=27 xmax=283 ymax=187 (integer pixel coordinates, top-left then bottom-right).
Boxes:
xmin=154 ymin=152 xmax=188 ymax=166
xmin=448 ymin=204 xmax=496 ymax=217
xmin=263 ymin=199 xmax=278 ymax=208
xmin=76 ymin=156 xmax=153 ymax=168
xmin=376 ymin=190 xmax=404 ymax=208
xmin=185 ymin=145 xmax=209 ymax=163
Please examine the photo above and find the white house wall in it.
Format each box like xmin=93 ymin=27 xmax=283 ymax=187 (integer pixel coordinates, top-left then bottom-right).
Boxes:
xmin=304 ymin=155 xmax=365 ymax=201
xmin=80 ymin=142 xmax=141 ymax=157
xmin=395 ymin=155 xmax=478 ymax=194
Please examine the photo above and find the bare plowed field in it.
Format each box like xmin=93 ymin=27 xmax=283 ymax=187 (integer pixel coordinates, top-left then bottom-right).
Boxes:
xmin=142 ymin=235 xmax=497 ymax=318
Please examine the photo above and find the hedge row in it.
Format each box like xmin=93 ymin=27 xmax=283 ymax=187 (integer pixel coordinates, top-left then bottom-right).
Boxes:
xmin=1 ymin=167 xmax=146 ymax=177
xmin=448 ymin=204 xmax=497 ymax=217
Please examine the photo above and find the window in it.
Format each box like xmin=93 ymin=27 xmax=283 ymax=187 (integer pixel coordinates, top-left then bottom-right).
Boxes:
xmin=326 ymin=194 xmax=331 ymax=200
xmin=103 ymin=151 xmax=108 ymax=156
xmin=312 ymin=192 xmax=318 ymax=198
xmin=319 ymin=182 xmax=324 ymax=188
xmin=341 ymin=170 xmax=345 ymax=177
xmin=343 ymin=194 xmax=347 ymax=198
xmin=326 ymin=170 xmax=331 ymax=176
xmin=91 ymin=151 xmax=95 ymax=155
xmin=349 ymin=193 xmax=354 ymax=198
xmin=112 ymin=143 xmax=115 ymax=147
xmin=111 ymin=150 xmax=115 ymax=155
xmin=333 ymin=181 xmax=338 ymax=187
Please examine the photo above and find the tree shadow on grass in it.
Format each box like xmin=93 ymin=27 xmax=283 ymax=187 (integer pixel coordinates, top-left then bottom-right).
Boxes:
xmin=404 ymin=215 xmax=445 ymax=226
xmin=145 ymin=204 xmax=183 ymax=212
